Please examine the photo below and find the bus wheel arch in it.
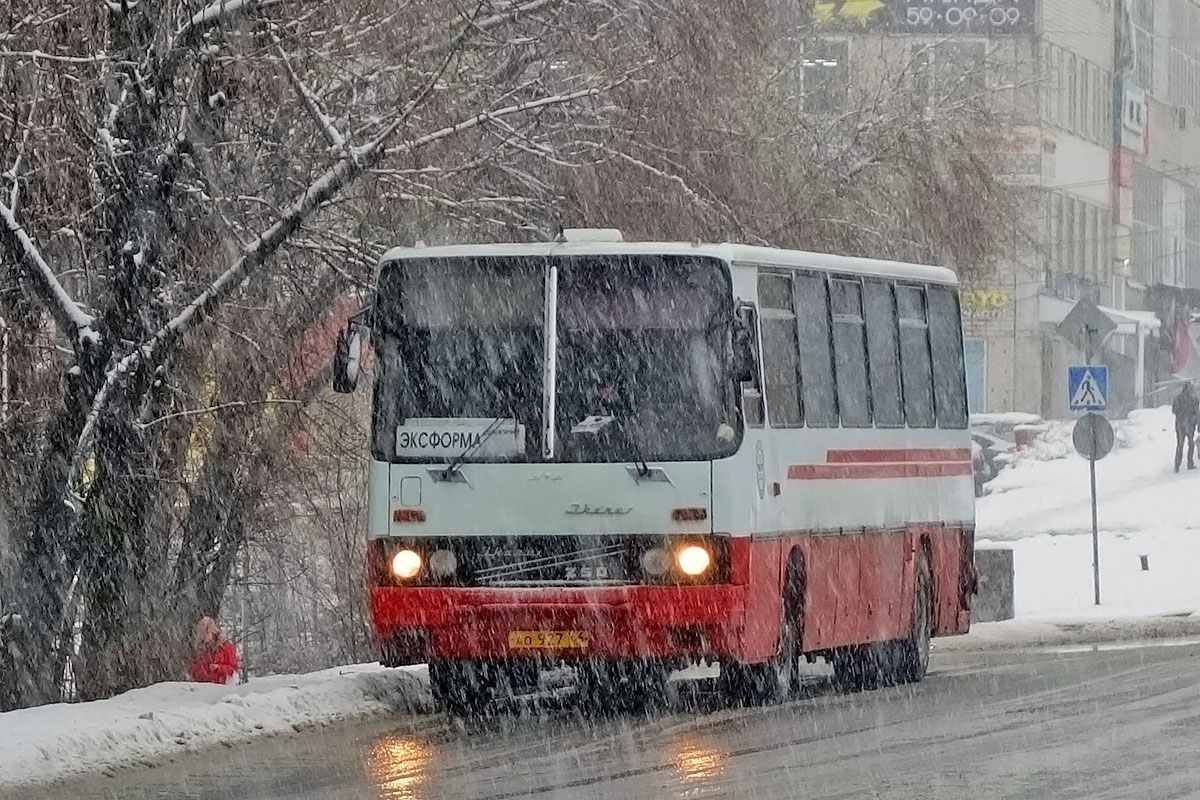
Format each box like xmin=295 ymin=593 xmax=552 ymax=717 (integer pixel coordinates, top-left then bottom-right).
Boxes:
xmin=721 ymin=548 xmax=804 ymax=705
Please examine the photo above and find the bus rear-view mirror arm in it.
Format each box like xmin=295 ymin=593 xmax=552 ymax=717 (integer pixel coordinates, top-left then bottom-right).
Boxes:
xmin=332 ymin=322 xmax=364 ymax=394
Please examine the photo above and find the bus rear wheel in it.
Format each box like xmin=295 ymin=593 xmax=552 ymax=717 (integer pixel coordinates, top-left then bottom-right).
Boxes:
xmin=832 ymin=548 xmax=932 ymax=690
xmin=894 ymin=547 xmax=933 ymax=684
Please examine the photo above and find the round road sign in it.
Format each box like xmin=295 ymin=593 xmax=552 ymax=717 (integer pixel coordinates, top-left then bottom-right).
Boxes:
xmin=1073 ymin=412 xmax=1114 ymax=460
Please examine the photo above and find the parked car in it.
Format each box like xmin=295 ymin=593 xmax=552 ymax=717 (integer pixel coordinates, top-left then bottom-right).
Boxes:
xmin=971 ymin=440 xmax=992 ymax=497
xmin=970 ymin=429 xmax=1019 ymax=496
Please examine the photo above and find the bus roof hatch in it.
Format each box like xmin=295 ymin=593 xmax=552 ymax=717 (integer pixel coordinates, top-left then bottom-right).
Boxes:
xmin=556 ymin=228 xmax=624 ymax=243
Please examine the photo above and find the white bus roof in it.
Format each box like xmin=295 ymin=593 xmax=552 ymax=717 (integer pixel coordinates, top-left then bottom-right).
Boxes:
xmin=379 ymin=241 xmax=959 ymax=286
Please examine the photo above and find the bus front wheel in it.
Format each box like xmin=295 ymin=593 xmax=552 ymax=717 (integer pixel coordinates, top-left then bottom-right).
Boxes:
xmin=429 ymin=660 xmax=490 ymax=717
xmin=720 ymin=565 xmax=802 ymax=705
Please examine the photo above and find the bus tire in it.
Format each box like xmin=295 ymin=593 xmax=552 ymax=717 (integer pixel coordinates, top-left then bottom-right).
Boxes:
xmin=721 ymin=564 xmax=801 ymax=705
xmin=894 ymin=547 xmax=933 ymax=684
xmin=578 ymin=660 xmax=668 ymax=715
xmin=832 ymin=646 xmax=876 ymax=691
xmin=429 ymin=660 xmax=490 ymax=717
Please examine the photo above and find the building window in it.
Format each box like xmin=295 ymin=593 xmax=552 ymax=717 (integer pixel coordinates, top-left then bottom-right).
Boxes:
xmin=1067 ymin=53 xmax=1079 ymax=130
xmin=1041 ymin=43 xmax=1059 ymax=123
xmin=802 ymin=40 xmax=849 ymax=115
xmin=1134 ymin=2 xmax=1155 ymax=92
xmin=911 ymin=42 xmax=986 ymax=111
xmin=1132 ymin=167 xmax=1165 ymax=285
xmin=964 ymin=337 xmax=987 ymax=415
xmin=1045 ymin=190 xmax=1113 ymax=291
xmin=1187 ymin=187 xmax=1200 ymax=290
xmin=1167 ymin=0 xmax=1200 ymax=118
xmin=1041 ymin=43 xmax=1111 ymax=144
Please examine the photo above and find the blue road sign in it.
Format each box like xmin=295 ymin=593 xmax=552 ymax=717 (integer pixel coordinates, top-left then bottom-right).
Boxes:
xmin=1068 ymin=365 xmax=1109 ymax=412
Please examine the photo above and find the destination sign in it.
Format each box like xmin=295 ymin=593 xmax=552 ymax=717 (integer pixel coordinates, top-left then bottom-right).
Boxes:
xmin=396 ymin=418 xmax=525 ymax=459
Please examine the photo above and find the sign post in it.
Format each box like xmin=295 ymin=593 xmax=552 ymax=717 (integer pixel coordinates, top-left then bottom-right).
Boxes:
xmin=1070 ymin=366 xmax=1113 ymax=606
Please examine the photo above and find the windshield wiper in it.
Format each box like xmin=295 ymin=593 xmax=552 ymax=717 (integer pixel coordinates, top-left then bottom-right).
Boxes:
xmin=571 ymin=413 xmax=649 ymax=479
xmin=618 ymin=417 xmax=651 ymax=479
xmin=440 ymin=416 xmax=512 ymax=481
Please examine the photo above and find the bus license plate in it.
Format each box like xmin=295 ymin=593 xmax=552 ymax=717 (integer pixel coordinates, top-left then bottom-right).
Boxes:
xmin=507 ymin=630 xmax=591 ymax=650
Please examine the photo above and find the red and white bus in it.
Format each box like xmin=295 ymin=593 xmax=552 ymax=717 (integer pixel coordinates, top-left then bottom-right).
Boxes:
xmin=335 ymin=230 xmax=976 ymax=713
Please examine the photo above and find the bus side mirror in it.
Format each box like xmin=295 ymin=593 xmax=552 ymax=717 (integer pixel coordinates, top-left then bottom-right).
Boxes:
xmin=332 ymin=324 xmax=363 ymax=394
xmin=733 ymin=307 xmax=757 ymax=383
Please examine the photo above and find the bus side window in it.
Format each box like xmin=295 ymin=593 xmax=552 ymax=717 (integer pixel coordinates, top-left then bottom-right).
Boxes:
xmin=897 ymin=284 xmax=935 ymax=428
xmin=793 ymin=272 xmax=838 ymax=427
xmin=863 ymin=279 xmax=904 ymax=427
xmin=927 ymin=285 xmax=969 ymax=429
xmin=737 ymin=304 xmax=765 ymax=428
xmin=758 ymin=273 xmax=802 ymax=427
xmin=830 ymin=277 xmax=871 ymax=427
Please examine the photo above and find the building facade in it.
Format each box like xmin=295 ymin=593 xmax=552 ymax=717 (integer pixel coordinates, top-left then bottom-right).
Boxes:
xmin=809 ymin=0 xmax=1199 ymax=418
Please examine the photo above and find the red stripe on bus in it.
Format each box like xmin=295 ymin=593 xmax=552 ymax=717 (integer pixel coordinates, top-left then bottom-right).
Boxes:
xmin=787 ymin=462 xmax=973 ymax=480
xmin=825 ymin=448 xmax=973 ymax=464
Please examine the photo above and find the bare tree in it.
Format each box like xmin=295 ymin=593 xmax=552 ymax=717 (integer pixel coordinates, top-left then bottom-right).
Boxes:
xmin=0 ymin=0 xmax=648 ymax=707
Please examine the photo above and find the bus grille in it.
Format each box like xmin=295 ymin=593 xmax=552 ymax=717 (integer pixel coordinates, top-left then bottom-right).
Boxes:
xmin=466 ymin=536 xmax=636 ymax=585
xmin=371 ymin=534 xmax=731 ymax=587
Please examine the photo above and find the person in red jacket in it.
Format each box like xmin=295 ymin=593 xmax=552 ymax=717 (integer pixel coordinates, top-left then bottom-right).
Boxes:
xmin=189 ymin=616 xmax=240 ymax=684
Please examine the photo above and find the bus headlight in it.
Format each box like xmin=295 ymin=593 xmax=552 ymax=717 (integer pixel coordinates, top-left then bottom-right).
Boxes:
xmin=677 ymin=545 xmax=711 ymax=576
xmin=428 ymin=549 xmax=458 ymax=578
xmin=391 ymin=549 xmax=422 ymax=580
xmin=640 ymin=547 xmax=670 ymax=577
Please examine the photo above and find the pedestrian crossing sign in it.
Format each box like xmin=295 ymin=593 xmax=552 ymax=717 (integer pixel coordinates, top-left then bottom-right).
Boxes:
xmin=1068 ymin=365 xmax=1108 ymax=412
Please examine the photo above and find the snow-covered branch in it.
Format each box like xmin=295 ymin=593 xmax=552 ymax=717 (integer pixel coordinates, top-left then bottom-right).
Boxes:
xmin=603 ymin=148 xmax=726 ymax=220
xmin=0 ymin=198 xmax=97 ymax=346
xmin=0 ymin=49 xmax=111 ymax=64
xmin=6 ymin=78 xmax=39 ymax=212
xmin=64 ymin=83 xmax=606 ymax=500
xmin=414 ymin=0 xmax=562 ymax=59
xmin=174 ymin=0 xmax=280 ymax=44
xmin=383 ymin=86 xmax=602 ymax=158
xmin=270 ymin=34 xmax=347 ymax=151
xmin=137 ymin=398 xmax=301 ymax=429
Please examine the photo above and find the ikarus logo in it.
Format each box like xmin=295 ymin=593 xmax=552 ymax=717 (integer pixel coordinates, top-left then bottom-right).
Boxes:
xmin=565 ymin=503 xmax=633 ymax=516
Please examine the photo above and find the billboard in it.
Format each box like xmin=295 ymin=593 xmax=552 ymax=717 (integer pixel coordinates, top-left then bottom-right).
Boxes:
xmin=814 ymin=0 xmax=1037 ymax=35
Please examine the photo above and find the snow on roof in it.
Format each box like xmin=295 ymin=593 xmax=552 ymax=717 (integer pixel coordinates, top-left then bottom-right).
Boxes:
xmin=379 ymin=240 xmax=960 ymax=285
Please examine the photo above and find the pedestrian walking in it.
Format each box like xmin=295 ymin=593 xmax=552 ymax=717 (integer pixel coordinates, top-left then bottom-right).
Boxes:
xmin=1172 ymin=383 xmax=1200 ymax=472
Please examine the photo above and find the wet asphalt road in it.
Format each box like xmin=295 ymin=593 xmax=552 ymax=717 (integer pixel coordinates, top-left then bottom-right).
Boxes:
xmin=12 ymin=640 xmax=1200 ymax=800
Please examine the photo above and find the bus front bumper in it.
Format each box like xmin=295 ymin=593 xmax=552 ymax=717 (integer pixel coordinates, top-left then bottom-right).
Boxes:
xmin=371 ymin=584 xmax=749 ymax=663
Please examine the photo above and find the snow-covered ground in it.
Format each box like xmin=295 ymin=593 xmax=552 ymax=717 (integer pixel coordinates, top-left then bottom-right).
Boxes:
xmin=977 ymin=405 xmax=1200 ymax=619
xmin=0 ymin=663 xmax=429 ymax=788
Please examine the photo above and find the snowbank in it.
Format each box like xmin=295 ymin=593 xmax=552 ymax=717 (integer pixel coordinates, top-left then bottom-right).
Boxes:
xmin=978 ymin=406 xmax=1183 ymax=537
xmin=977 ymin=405 xmax=1200 ymax=619
xmin=970 ymin=411 xmax=1044 ymax=429
xmin=0 ymin=663 xmax=429 ymax=789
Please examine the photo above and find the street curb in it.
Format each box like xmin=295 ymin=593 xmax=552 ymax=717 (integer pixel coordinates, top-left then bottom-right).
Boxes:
xmin=934 ymin=614 xmax=1200 ymax=651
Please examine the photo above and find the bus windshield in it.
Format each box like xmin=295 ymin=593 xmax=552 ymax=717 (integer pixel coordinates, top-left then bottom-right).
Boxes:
xmin=371 ymin=253 xmax=740 ymax=464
